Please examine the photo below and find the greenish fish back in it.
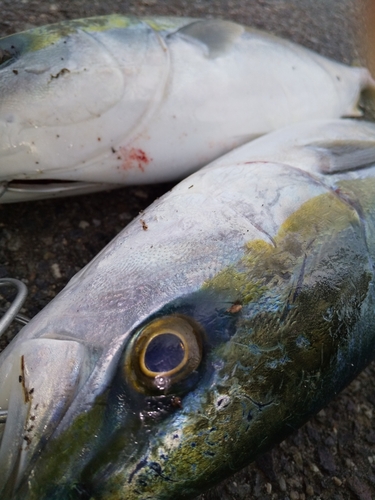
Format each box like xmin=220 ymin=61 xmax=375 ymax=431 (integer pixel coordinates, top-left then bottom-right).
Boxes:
xmin=0 ymin=15 xmax=195 ymax=53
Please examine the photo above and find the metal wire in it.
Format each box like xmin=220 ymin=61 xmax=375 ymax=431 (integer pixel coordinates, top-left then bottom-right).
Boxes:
xmin=0 ymin=278 xmax=28 ymax=425
xmin=0 ymin=308 xmax=29 ymax=326
xmin=0 ymin=278 xmax=28 ymax=339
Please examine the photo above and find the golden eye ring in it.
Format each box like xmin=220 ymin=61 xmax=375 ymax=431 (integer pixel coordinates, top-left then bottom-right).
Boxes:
xmin=124 ymin=315 xmax=203 ymax=394
xmin=139 ymin=329 xmax=189 ymax=378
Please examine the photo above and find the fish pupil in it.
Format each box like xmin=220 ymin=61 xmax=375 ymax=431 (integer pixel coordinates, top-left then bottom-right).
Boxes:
xmin=145 ymin=333 xmax=185 ymax=372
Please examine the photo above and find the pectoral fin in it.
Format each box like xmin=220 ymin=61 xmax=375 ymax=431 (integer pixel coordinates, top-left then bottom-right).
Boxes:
xmin=309 ymin=140 xmax=375 ymax=174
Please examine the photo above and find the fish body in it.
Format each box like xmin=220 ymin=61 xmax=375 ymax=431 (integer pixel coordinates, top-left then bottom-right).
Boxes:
xmin=1 ymin=118 xmax=375 ymax=498
xmin=0 ymin=15 xmax=374 ymax=202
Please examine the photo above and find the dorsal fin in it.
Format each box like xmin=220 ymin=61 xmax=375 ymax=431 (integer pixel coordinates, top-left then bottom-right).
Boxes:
xmin=308 ymin=140 xmax=375 ymax=174
xmin=171 ymin=19 xmax=244 ymax=58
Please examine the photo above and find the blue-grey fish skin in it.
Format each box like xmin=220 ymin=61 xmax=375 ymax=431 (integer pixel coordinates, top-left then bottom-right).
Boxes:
xmin=2 ymin=120 xmax=375 ymax=499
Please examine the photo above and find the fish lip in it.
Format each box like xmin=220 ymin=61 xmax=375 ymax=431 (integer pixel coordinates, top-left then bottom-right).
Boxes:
xmin=0 ymin=337 xmax=93 ymax=497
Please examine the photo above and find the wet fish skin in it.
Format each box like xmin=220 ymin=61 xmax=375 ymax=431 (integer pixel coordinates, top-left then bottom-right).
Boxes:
xmin=1 ymin=119 xmax=375 ymax=498
xmin=0 ymin=15 xmax=374 ymax=202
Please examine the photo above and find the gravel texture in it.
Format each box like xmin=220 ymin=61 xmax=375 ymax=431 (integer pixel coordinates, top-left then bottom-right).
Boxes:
xmin=1 ymin=1 xmax=375 ymax=499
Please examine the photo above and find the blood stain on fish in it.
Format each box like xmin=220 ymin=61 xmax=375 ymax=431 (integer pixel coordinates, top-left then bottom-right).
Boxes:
xmin=119 ymin=147 xmax=151 ymax=172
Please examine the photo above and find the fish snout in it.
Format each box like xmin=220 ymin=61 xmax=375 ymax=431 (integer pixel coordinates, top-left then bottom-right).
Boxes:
xmin=0 ymin=338 xmax=91 ymax=497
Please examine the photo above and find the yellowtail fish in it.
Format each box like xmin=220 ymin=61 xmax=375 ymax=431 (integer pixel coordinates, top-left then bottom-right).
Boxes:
xmin=0 ymin=15 xmax=374 ymax=202
xmin=1 ymin=118 xmax=375 ymax=499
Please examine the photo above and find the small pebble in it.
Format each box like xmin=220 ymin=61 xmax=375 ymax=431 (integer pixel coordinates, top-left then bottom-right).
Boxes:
xmin=332 ymin=476 xmax=342 ymax=486
xmin=7 ymin=236 xmax=22 ymax=251
xmin=306 ymin=484 xmax=314 ymax=496
xmin=350 ymin=379 xmax=361 ymax=392
xmin=293 ymin=450 xmax=303 ymax=468
xmin=316 ymin=409 xmax=326 ymax=421
xmin=134 ymin=189 xmax=149 ymax=199
xmin=364 ymin=408 xmax=373 ymax=419
xmin=119 ymin=212 xmax=132 ymax=221
xmin=79 ymin=220 xmax=90 ymax=229
xmin=309 ymin=463 xmax=320 ymax=474
xmin=41 ymin=236 xmax=53 ymax=245
xmin=345 ymin=458 xmax=356 ymax=469
xmin=279 ymin=476 xmax=287 ymax=492
xmin=50 ymin=263 xmax=62 ymax=279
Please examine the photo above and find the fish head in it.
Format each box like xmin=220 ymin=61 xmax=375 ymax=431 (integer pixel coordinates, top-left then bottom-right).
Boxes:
xmin=0 ymin=16 xmax=164 ymax=180
xmin=0 ymin=19 xmax=118 ymax=178
xmin=0 ymin=161 xmax=373 ymax=499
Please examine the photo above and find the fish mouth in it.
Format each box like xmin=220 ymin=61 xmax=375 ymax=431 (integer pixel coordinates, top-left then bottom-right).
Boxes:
xmin=0 ymin=337 xmax=93 ymax=497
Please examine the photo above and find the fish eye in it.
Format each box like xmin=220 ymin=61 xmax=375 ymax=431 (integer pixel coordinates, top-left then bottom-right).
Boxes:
xmin=124 ymin=315 xmax=203 ymax=394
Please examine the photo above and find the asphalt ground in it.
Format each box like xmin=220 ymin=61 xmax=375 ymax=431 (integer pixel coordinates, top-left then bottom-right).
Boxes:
xmin=1 ymin=1 xmax=375 ymax=499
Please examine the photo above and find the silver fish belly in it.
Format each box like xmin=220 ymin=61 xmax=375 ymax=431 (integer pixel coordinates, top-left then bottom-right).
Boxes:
xmin=0 ymin=15 xmax=374 ymax=202
xmin=1 ymin=118 xmax=375 ymax=499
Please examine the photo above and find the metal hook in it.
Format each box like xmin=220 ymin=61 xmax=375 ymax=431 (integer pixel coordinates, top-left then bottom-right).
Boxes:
xmin=0 ymin=278 xmax=28 ymax=339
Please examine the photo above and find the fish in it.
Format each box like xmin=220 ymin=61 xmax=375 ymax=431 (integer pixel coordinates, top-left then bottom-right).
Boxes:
xmin=1 ymin=117 xmax=375 ymax=499
xmin=0 ymin=15 xmax=374 ymax=202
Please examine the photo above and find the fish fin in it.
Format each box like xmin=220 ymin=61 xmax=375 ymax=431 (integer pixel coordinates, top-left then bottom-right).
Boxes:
xmin=342 ymin=100 xmax=364 ymax=118
xmin=308 ymin=140 xmax=375 ymax=174
xmin=360 ymin=85 xmax=375 ymax=119
xmin=171 ymin=19 xmax=244 ymax=58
